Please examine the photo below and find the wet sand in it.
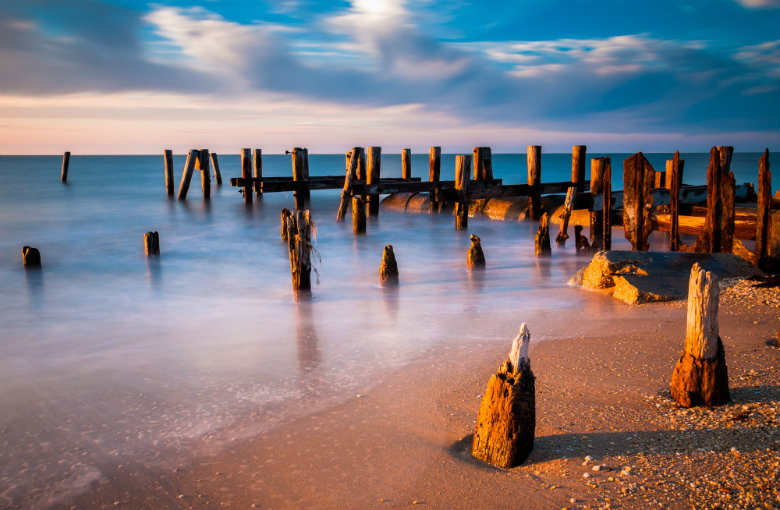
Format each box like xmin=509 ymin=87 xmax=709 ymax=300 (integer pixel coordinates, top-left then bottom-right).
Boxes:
xmin=61 ymin=282 xmax=780 ymax=510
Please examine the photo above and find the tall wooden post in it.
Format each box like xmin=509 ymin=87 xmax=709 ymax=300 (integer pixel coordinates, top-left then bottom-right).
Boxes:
xmin=718 ymin=147 xmax=735 ymax=254
xmin=429 ymin=146 xmax=441 ymax=213
xmin=590 ymin=158 xmax=606 ymax=250
xmin=756 ymin=149 xmax=772 ymax=267
xmin=163 ymin=150 xmax=174 ymax=195
xmin=352 ymin=196 xmax=366 ymax=235
xmin=602 ymin=157 xmax=612 ymax=251
xmin=527 ymin=146 xmax=541 ymax=220
xmin=241 ymin=148 xmax=253 ymax=204
xmin=302 ymin=148 xmax=311 ymax=204
xmin=210 ymin=152 xmax=223 ymax=186
xmin=356 ymin=147 xmax=366 ymax=182
xmin=669 ymin=152 xmax=682 ymax=251
xmin=473 ymin=147 xmax=493 ymax=180
xmin=61 ymin=152 xmax=71 ymax=183
xmin=366 ymin=146 xmax=381 ymax=216
xmin=292 ymin=147 xmax=307 ymax=210
xmin=252 ymin=149 xmax=262 ymax=197
xmin=337 ymin=148 xmax=359 ymax=222
xmin=177 ymin=149 xmax=199 ymax=200
xmin=455 ymin=155 xmax=471 ymax=230
xmin=623 ymin=152 xmax=655 ymax=251
xmin=571 ymin=145 xmax=586 ymax=192
xmin=401 ymin=149 xmax=412 ymax=181
xmin=555 ymin=186 xmax=576 ymax=247
xmin=198 ymin=148 xmax=210 ymax=200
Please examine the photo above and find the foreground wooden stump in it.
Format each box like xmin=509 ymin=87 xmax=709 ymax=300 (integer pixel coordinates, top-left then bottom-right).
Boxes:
xmin=144 ymin=232 xmax=160 ymax=256
xmin=379 ymin=245 xmax=399 ymax=285
xmin=467 ymin=234 xmax=486 ymax=270
xmin=286 ymin=210 xmax=315 ymax=295
xmin=472 ymin=324 xmax=535 ymax=468
xmin=22 ymin=246 xmax=41 ymax=268
xmin=670 ymin=263 xmax=730 ymax=407
xmin=534 ymin=213 xmax=551 ymax=257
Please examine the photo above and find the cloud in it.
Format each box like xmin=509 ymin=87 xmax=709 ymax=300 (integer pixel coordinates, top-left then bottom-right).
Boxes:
xmin=733 ymin=0 xmax=780 ymax=8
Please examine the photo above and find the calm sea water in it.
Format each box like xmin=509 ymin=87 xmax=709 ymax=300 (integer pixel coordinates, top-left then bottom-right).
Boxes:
xmin=0 ymin=151 xmax=772 ymax=507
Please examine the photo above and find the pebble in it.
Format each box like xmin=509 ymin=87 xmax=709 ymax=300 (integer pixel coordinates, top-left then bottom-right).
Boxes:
xmin=583 ymin=473 xmax=592 ymax=478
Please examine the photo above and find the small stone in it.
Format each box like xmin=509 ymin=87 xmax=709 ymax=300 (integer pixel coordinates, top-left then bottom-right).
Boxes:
xmin=583 ymin=473 xmax=591 ymax=478
xmin=592 ymin=465 xmax=602 ymax=471
xmin=177 ymin=495 xmax=184 ymax=499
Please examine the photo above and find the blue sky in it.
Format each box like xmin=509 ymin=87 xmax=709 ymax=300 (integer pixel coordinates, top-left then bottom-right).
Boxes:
xmin=1 ymin=0 xmax=778 ymax=154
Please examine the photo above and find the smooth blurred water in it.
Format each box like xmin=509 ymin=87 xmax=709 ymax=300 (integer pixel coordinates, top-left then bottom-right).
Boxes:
xmin=0 ymin=151 xmax=772 ymax=507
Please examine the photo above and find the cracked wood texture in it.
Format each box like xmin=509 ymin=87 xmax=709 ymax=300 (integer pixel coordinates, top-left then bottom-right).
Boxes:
xmin=379 ymin=244 xmax=398 ymax=285
xmin=622 ymin=152 xmax=655 ymax=251
xmin=756 ymin=149 xmax=771 ymax=267
xmin=534 ymin=212 xmax=551 ymax=257
xmin=467 ymin=234 xmax=486 ymax=270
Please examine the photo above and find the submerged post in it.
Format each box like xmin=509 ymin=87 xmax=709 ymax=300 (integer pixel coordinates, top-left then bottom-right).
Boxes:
xmin=286 ymin=210 xmax=314 ymax=295
xmin=144 ymin=231 xmax=160 ymax=256
xmin=534 ymin=213 xmax=551 ymax=257
xmin=379 ymin=245 xmax=399 ymax=285
xmin=241 ymin=148 xmax=253 ymax=204
xmin=467 ymin=234 xmax=486 ymax=270
xmin=455 ymin=155 xmax=471 ymax=230
xmin=352 ymin=196 xmax=366 ymax=235
xmin=602 ymin=157 xmax=612 ymax=251
xmin=210 ymin=152 xmax=223 ymax=186
xmin=756 ymin=149 xmax=772 ymax=267
xmin=555 ymin=186 xmax=576 ymax=247
xmin=177 ymin=149 xmax=199 ymax=200
xmin=22 ymin=246 xmax=41 ymax=268
xmin=527 ymin=146 xmax=541 ymax=220
xmin=60 ymin=151 xmax=71 ymax=183
xmin=337 ymin=148 xmax=359 ymax=222
xmin=163 ymin=149 xmax=175 ymax=195
xmin=429 ymin=146 xmax=441 ymax=213
xmin=401 ymin=148 xmax=412 ymax=181
xmin=198 ymin=148 xmax=210 ymax=200
xmin=472 ymin=323 xmax=535 ymax=468
xmin=590 ymin=158 xmax=606 ymax=250
xmin=366 ymin=146 xmax=381 ymax=217
xmin=571 ymin=145 xmax=586 ymax=192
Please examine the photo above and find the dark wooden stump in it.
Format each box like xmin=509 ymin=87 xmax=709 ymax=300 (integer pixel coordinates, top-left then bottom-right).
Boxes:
xmin=467 ymin=234 xmax=486 ymax=270
xmin=429 ymin=146 xmax=441 ymax=213
xmin=280 ymin=208 xmax=292 ymax=241
xmin=555 ymin=186 xmax=576 ymax=247
xmin=379 ymin=245 xmax=399 ymax=285
xmin=756 ymin=149 xmax=771 ymax=268
xmin=590 ymin=157 xmax=606 ymax=250
xmin=534 ymin=213 xmax=551 ymax=257
xmin=22 ymin=246 xmax=41 ymax=268
xmin=455 ymin=155 xmax=470 ymax=230
xmin=287 ymin=210 xmax=314 ymax=295
xmin=473 ymin=147 xmax=493 ymax=180
xmin=241 ymin=148 xmax=252 ymax=204
xmin=669 ymin=151 xmax=683 ymax=251
xmin=144 ymin=232 xmax=160 ymax=256
xmin=61 ymin=152 xmax=70 ymax=183
xmin=177 ymin=149 xmax=199 ymax=200
xmin=366 ymin=147 xmax=381 ymax=217
xmin=623 ymin=152 xmax=655 ymax=251
xmin=210 ymin=152 xmax=223 ymax=186
xmin=198 ymin=148 xmax=210 ymax=200
xmin=337 ymin=148 xmax=359 ymax=222
xmin=602 ymin=157 xmax=612 ymax=251
xmin=252 ymin=149 xmax=261 ymax=196
xmin=163 ymin=149 xmax=174 ymax=195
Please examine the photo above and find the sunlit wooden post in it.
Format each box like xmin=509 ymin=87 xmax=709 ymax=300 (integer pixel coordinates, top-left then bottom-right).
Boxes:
xmin=163 ymin=149 xmax=174 ymax=195
xmin=527 ymin=146 xmax=541 ymax=220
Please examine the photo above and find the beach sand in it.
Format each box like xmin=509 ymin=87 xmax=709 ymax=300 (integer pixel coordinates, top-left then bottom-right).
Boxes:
xmin=63 ymin=282 xmax=779 ymax=510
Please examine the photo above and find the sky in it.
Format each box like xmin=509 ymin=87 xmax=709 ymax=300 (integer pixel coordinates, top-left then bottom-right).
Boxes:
xmin=0 ymin=0 xmax=778 ymax=154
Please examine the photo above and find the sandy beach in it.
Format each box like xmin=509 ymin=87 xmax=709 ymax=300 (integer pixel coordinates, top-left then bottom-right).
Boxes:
xmin=58 ymin=279 xmax=780 ymax=510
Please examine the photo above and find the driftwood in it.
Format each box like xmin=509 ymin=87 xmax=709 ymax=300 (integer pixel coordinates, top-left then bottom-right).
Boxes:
xmin=22 ymin=246 xmax=41 ymax=268
xmin=286 ymin=210 xmax=315 ymax=294
xmin=534 ymin=213 xmax=551 ymax=257
xmin=379 ymin=245 xmax=399 ymax=285
xmin=527 ymin=146 xmax=542 ymax=220
xmin=177 ymin=149 xmax=199 ymax=200
xmin=280 ymin=208 xmax=292 ymax=241
xmin=571 ymin=145 xmax=587 ymax=192
xmin=336 ymin=148 xmax=359 ymax=222
xmin=163 ymin=150 xmax=174 ymax=195
xmin=756 ymin=149 xmax=772 ymax=268
xmin=352 ymin=196 xmax=366 ymax=235
xmin=623 ymin=152 xmax=655 ymax=251
xmin=472 ymin=323 xmax=535 ymax=468
xmin=429 ymin=146 xmax=441 ymax=213
xmin=61 ymin=152 xmax=70 ymax=183
xmin=467 ymin=234 xmax=486 ymax=270
xmin=555 ymin=186 xmax=576 ymax=247
xmin=455 ymin=155 xmax=470 ymax=230
xmin=670 ymin=263 xmax=730 ymax=407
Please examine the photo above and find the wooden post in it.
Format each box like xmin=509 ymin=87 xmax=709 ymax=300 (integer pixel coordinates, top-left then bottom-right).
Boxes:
xmin=60 ymin=152 xmax=70 ymax=183
xmin=379 ymin=245 xmax=399 ymax=285
xmin=429 ymin=146 xmax=441 ymax=213
xmin=665 ymin=160 xmax=673 ymax=190
xmin=355 ymin=147 xmax=366 ymax=182
xmin=467 ymin=234 xmax=486 ymax=270
xmin=210 ymin=152 xmax=223 ymax=186
xmin=527 ymin=146 xmax=541 ymax=220
xmin=198 ymin=148 xmax=210 ymax=200
xmin=455 ymin=155 xmax=471 ymax=230
xmin=654 ymin=170 xmax=665 ymax=189
xmin=352 ymin=196 xmax=366 ymax=235
xmin=602 ymin=157 xmax=612 ymax=251
xmin=472 ymin=323 xmax=535 ymax=468
xmin=144 ymin=231 xmax=160 ymax=256
xmin=281 ymin=208 xmax=292 ymax=241
xmin=756 ymin=149 xmax=772 ymax=267
xmin=241 ymin=148 xmax=253 ymax=204
xmin=401 ymin=149 xmax=412 ymax=181
xmin=286 ymin=210 xmax=314 ymax=295
xmin=670 ymin=263 xmax=730 ymax=407
xmin=366 ymin=146 xmax=381 ymax=216
xmin=292 ymin=148 xmax=307 ymax=210
xmin=473 ymin=147 xmax=492 ymax=180
xmin=555 ymin=186 xmax=576 ymax=247
xmin=534 ymin=212 xmax=551 ymax=257
xmin=622 ymin=152 xmax=655 ymax=251
xmin=22 ymin=246 xmax=41 ymax=268
xmin=302 ymin=148 xmax=311 ymax=204
xmin=163 ymin=150 xmax=174 ymax=195
xmin=177 ymin=149 xmax=199 ymax=200
xmin=571 ymin=145 xmax=587 ymax=192
xmin=575 ymin=225 xmax=590 ymax=255
xmin=337 ymin=148 xmax=359 ymax=222
xmin=590 ymin=158 xmax=606 ymax=250
xmin=252 ymin=149 xmax=262 ymax=197
xmin=669 ymin=152 xmax=682 ymax=251
xmin=718 ymin=146 xmax=735 ymax=254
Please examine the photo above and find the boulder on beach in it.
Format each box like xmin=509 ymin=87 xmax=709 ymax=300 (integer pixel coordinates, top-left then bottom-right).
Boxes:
xmin=569 ymin=250 xmax=763 ymax=305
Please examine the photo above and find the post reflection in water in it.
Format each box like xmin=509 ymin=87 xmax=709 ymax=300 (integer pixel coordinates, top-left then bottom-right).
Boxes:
xmin=381 ymin=283 xmax=400 ymax=319
xmin=145 ymin=257 xmax=162 ymax=290
xmin=294 ymin=300 xmax=321 ymax=392
xmin=24 ymin=268 xmax=44 ymax=307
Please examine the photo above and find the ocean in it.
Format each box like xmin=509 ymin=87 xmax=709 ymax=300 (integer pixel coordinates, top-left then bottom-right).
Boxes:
xmin=0 ymin=151 xmax=772 ymax=507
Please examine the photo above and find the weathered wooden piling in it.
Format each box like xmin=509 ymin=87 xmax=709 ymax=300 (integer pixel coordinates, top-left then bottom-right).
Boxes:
xmin=366 ymin=146 xmax=381 ymax=216
xmin=60 ymin=152 xmax=70 ymax=183
xmin=467 ymin=234 xmax=486 ymax=270
xmin=756 ymin=149 xmax=772 ymax=267
xmin=670 ymin=263 xmax=730 ymax=407
xmin=571 ymin=145 xmax=587 ymax=192
xmin=455 ymin=155 xmax=471 ymax=230
xmin=210 ymin=152 xmax=223 ymax=186
xmin=252 ymin=149 xmax=262 ymax=196
xmin=292 ymin=148 xmax=307 ymax=210
xmin=527 ymin=146 xmax=542 ymax=220
xmin=401 ymin=149 xmax=412 ymax=181
xmin=198 ymin=148 xmax=211 ymax=200
xmin=623 ymin=152 xmax=655 ymax=251
xmin=535 ymin=213 xmax=551 ymax=257
xmin=590 ymin=158 xmax=606 ymax=250
xmin=241 ymin=148 xmax=253 ymax=204
xmin=669 ymin=151 xmax=683 ymax=251
xmin=286 ymin=210 xmax=315 ymax=294
xmin=654 ymin=170 xmax=666 ymax=189
xmin=281 ymin=208 xmax=292 ymax=241
xmin=379 ymin=245 xmax=399 ymax=285
xmin=355 ymin=147 xmax=366 ymax=182
xmin=473 ymin=147 xmax=493 ymax=180
xmin=429 ymin=146 xmax=441 ymax=213
xmin=352 ymin=196 xmax=366 ymax=235
xmin=163 ymin=150 xmax=175 ymax=195
xmin=144 ymin=231 xmax=160 ymax=256
xmin=575 ymin=225 xmax=590 ymax=255
xmin=719 ymin=146 xmax=736 ymax=254
xmin=602 ymin=157 xmax=612 ymax=251
xmin=22 ymin=246 xmax=41 ymax=268
xmin=697 ymin=147 xmax=736 ymax=253
xmin=337 ymin=148 xmax=359 ymax=222
xmin=177 ymin=149 xmax=199 ymax=200
xmin=555 ymin=186 xmax=576 ymax=247
xmin=472 ymin=323 xmax=535 ymax=468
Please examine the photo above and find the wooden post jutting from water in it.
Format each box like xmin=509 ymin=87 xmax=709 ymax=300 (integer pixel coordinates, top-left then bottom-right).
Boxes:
xmin=401 ymin=149 xmax=412 ymax=181
xmin=429 ymin=146 xmax=441 ymax=213
xmin=292 ymin=148 xmax=307 ymax=210
xmin=281 ymin=208 xmax=292 ymax=241
xmin=527 ymin=146 xmax=541 ymax=220
xmin=670 ymin=264 xmax=730 ymax=407
xmin=252 ymin=149 xmax=262 ymax=196
xmin=379 ymin=244 xmax=399 ymax=285
xmin=455 ymin=155 xmax=471 ymax=230
xmin=555 ymin=186 xmax=576 ymax=247
xmin=198 ymin=148 xmax=211 ymax=200
xmin=22 ymin=246 xmax=41 ymax=268
xmin=669 ymin=151 xmax=683 ymax=252
xmin=241 ymin=148 xmax=253 ymax=204
xmin=697 ymin=147 xmax=735 ymax=253
xmin=355 ymin=147 xmax=366 ymax=182
xmin=337 ymin=148 xmax=359 ymax=222
xmin=366 ymin=146 xmax=381 ymax=217
xmin=144 ymin=231 xmax=160 ymax=256
xmin=467 ymin=234 xmax=486 ymax=270
xmin=602 ymin=157 xmax=612 ymax=251
xmin=210 ymin=152 xmax=223 ymax=186
xmin=623 ymin=152 xmax=655 ymax=251
xmin=60 ymin=152 xmax=70 ymax=183
xmin=352 ymin=196 xmax=366 ymax=235
xmin=534 ymin=212 xmax=551 ymax=257
xmin=590 ymin=158 xmax=605 ymax=250
xmin=473 ymin=147 xmax=493 ymax=180
xmin=719 ymin=146 xmax=736 ymax=254
xmin=163 ymin=150 xmax=175 ymax=195
xmin=286 ymin=210 xmax=314 ymax=295
xmin=571 ymin=145 xmax=586 ymax=192
xmin=654 ymin=170 xmax=665 ymax=189
xmin=303 ymin=148 xmax=311 ymax=204
xmin=177 ymin=149 xmax=199 ymax=200
xmin=472 ymin=323 xmax=535 ymax=468
xmin=756 ymin=149 xmax=772 ymax=267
